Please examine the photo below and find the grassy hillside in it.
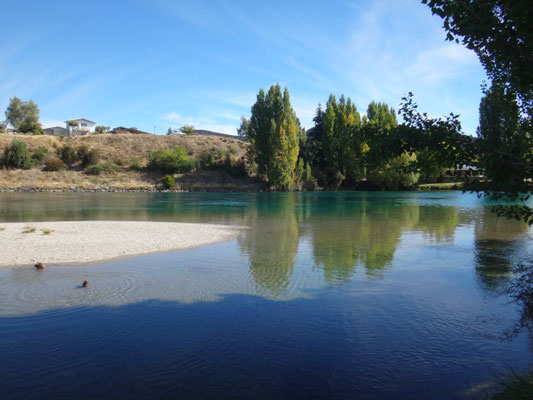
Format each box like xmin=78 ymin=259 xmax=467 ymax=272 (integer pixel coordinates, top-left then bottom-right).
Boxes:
xmin=0 ymin=133 xmax=264 ymax=191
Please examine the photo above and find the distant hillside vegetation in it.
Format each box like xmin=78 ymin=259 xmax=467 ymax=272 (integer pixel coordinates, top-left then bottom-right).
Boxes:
xmin=0 ymin=133 xmax=264 ymax=191
xmin=193 ymin=129 xmax=246 ymax=141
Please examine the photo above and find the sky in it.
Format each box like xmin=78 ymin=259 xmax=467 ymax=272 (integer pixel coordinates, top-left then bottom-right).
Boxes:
xmin=0 ymin=0 xmax=487 ymax=136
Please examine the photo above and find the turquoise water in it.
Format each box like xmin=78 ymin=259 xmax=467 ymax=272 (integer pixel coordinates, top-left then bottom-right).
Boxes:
xmin=0 ymin=191 xmax=531 ymax=399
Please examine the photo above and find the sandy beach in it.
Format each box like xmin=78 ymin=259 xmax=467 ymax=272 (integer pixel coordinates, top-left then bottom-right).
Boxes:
xmin=0 ymin=221 xmax=241 ymax=267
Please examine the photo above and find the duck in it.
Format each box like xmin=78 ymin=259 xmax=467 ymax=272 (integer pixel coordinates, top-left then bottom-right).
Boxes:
xmin=82 ymin=280 xmax=89 ymax=288
xmin=34 ymin=262 xmax=45 ymax=269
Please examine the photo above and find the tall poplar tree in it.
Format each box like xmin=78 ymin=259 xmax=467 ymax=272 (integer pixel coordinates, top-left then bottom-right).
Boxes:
xmin=243 ymin=84 xmax=300 ymax=189
xmin=322 ymin=94 xmax=363 ymax=187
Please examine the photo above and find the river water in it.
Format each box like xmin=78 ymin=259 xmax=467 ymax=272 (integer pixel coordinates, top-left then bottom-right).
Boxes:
xmin=0 ymin=191 xmax=531 ymax=399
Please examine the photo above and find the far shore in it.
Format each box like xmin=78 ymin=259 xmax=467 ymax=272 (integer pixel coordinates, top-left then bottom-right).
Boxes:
xmin=0 ymin=221 xmax=242 ymax=267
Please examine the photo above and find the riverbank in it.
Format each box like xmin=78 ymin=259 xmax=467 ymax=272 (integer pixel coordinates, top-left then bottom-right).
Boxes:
xmin=0 ymin=221 xmax=242 ymax=267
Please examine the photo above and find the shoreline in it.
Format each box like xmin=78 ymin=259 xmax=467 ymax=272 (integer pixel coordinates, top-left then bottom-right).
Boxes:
xmin=0 ymin=221 xmax=243 ymax=267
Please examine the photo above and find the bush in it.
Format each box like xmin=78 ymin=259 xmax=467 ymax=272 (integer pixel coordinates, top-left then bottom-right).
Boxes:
xmin=1 ymin=139 xmax=33 ymax=169
xmin=160 ymin=174 xmax=175 ymax=189
xmin=222 ymin=153 xmax=245 ymax=177
xmin=326 ymin=167 xmax=345 ymax=190
xmin=367 ymin=152 xmax=420 ymax=190
xmin=60 ymin=145 xmax=77 ymax=164
xmin=148 ymin=146 xmax=195 ymax=173
xmin=129 ymin=156 xmax=141 ymax=170
xmin=43 ymin=158 xmax=66 ymax=171
xmin=85 ymin=162 xmax=119 ymax=175
xmin=32 ymin=146 xmax=48 ymax=164
xmin=79 ymin=146 xmax=100 ymax=167
xmin=198 ymin=151 xmax=217 ymax=170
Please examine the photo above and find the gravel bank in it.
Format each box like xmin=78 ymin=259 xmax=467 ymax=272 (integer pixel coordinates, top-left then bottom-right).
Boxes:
xmin=0 ymin=221 xmax=241 ymax=267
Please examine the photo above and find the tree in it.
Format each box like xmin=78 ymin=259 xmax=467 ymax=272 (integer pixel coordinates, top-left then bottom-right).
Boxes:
xmin=322 ymin=94 xmax=363 ymax=187
xmin=179 ymin=125 xmax=195 ymax=135
xmin=237 ymin=117 xmax=249 ymax=138
xmin=95 ymin=125 xmax=110 ymax=134
xmin=366 ymin=101 xmax=397 ymax=130
xmin=477 ymin=81 xmax=530 ymax=189
xmin=67 ymin=120 xmax=79 ymax=131
xmin=167 ymin=127 xmax=173 ymax=135
xmin=5 ymin=96 xmax=41 ymax=133
xmin=422 ymin=0 xmax=533 ymax=223
xmin=422 ymin=0 xmax=533 ymax=115
xmin=244 ymin=84 xmax=300 ymax=189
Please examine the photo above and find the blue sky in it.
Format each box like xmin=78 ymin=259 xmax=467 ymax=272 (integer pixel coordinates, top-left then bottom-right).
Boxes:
xmin=0 ymin=0 xmax=486 ymax=135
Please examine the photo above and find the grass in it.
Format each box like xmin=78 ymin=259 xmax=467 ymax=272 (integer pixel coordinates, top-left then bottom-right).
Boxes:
xmin=22 ymin=226 xmax=36 ymax=234
xmin=41 ymin=229 xmax=54 ymax=235
xmin=0 ymin=133 xmax=250 ymax=191
xmin=418 ymin=182 xmax=463 ymax=190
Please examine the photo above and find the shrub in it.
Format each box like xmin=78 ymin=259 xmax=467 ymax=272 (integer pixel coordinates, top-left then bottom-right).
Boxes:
xmin=32 ymin=146 xmax=48 ymax=164
xmin=160 ymin=174 xmax=175 ymax=189
xmin=77 ymin=144 xmax=88 ymax=158
xmin=1 ymin=139 xmax=33 ymax=169
xmin=43 ymin=158 xmax=66 ymax=171
xmin=224 ymin=153 xmax=247 ymax=177
xmin=60 ymin=145 xmax=77 ymax=164
xmin=198 ymin=151 xmax=217 ymax=170
xmin=79 ymin=147 xmax=100 ymax=167
xmin=86 ymin=162 xmax=118 ymax=175
xmin=114 ymin=158 xmax=125 ymax=166
xmin=148 ymin=146 xmax=195 ymax=173
xmin=129 ymin=156 xmax=141 ymax=170
xmin=367 ymin=152 xmax=420 ymax=190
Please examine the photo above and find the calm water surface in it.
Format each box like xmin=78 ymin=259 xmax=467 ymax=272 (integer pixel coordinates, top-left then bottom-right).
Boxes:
xmin=0 ymin=191 xmax=532 ymax=399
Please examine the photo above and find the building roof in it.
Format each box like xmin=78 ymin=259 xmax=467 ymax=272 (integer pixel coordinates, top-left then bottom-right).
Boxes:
xmin=64 ymin=118 xmax=96 ymax=124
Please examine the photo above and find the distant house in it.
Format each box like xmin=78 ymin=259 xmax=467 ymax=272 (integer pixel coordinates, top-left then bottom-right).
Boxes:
xmin=65 ymin=118 xmax=96 ymax=135
xmin=44 ymin=126 xmax=69 ymax=136
xmin=111 ymin=126 xmax=151 ymax=135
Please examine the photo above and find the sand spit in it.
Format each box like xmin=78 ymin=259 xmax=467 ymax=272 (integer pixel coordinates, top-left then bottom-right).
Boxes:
xmin=0 ymin=221 xmax=241 ymax=267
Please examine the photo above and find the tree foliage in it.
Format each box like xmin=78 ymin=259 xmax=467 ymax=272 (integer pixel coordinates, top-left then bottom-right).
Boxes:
xmin=477 ymin=82 xmax=531 ymax=189
xmin=95 ymin=125 xmax=110 ymax=134
xmin=243 ymin=84 xmax=300 ymax=189
xmin=422 ymin=0 xmax=533 ymax=115
xmin=422 ymin=0 xmax=533 ymax=224
xmin=5 ymin=96 xmax=41 ymax=133
xmin=179 ymin=125 xmax=195 ymax=135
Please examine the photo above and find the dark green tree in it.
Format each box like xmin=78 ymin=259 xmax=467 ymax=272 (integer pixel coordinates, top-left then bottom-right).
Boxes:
xmin=477 ymin=82 xmax=530 ymax=189
xmin=322 ymin=94 xmax=363 ymax=187
xmin=243 ymin=84 xmax=300 ymax=189
xmin=237 ymin=117 xmax=249 ymax=138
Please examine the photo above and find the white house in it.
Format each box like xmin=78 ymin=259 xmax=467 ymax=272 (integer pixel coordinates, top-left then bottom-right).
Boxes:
xmin=65 ymin=118 xmax=96 ymax=135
